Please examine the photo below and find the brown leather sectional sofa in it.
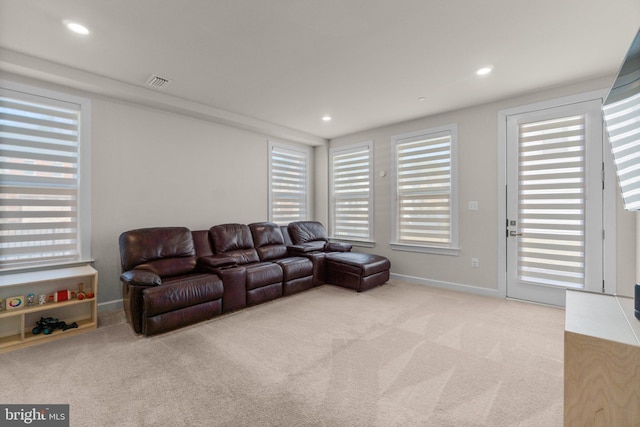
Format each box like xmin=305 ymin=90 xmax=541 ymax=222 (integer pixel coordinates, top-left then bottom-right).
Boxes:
xmin=119 ymin=221 xmax=390 ymax=336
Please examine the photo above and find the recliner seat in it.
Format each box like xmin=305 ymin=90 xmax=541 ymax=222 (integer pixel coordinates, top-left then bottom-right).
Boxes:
xmin=119 ymin=227 xmax=223 ymax=335
xmin=250 ymin=222 xmax=314 ymax=296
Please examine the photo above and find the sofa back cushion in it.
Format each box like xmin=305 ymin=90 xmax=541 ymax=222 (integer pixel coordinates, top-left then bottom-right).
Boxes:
xmin=191 ymin=230 xmax=213 ymax=258
xmin=249 ymin=222 xmax=287 ymax=261
xmin=119 ymin=227 xmax=196 ymax=277
xmin=209 ymin=223 xmax=259 ymax=265
xmin=288 ymin=221 xmax=329 ymax=244
xmin=280 ymin=225 xmax=293 ymax=246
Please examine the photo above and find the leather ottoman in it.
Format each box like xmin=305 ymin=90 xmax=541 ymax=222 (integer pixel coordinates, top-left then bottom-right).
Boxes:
xmin=325 ymin=252 xmax=390 ymax=292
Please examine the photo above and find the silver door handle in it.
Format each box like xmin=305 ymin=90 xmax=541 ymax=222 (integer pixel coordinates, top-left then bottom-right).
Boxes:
xmin=510 ymin=231 xmax=522 ymax=237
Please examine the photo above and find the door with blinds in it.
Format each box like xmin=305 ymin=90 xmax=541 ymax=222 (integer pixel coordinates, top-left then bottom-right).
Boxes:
xmin=505 ymin=100 xmax=603 ymax=306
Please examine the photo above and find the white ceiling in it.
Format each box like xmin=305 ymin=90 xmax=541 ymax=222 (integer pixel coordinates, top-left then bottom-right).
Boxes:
xmin=1 ymin=0 xmax=639 ymax=141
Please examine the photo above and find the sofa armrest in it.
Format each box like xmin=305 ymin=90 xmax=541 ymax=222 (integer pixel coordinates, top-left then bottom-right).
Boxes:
xmin=287 ymin=244 xmax=318 ymax=255
xmin=120 ymin=270 xmax=162 ymax=286
xmin=197 ymin=255 xmax=238 ymax=271
xmin=325 ymin=242 xmax=352 ymax=252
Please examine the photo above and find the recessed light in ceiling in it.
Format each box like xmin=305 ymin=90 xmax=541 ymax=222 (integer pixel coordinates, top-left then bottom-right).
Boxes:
xmin=476 ymin=66 xmax=493 ymax=76
xmin=63 ymin=20 xmax=90 ymax=35
xmin=417 ymin=97 xmax=426 ymax=102
xmin=322 ymin=115 xmax=332 ymax=122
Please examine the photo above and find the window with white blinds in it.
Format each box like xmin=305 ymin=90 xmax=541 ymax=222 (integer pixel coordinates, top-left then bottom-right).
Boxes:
xmin=392 ymin=125 xmax=458 ymax=253
xmin=517 ymin=115 xmax=586 ymax=288
xmin=329 ymin=142 xmax=373 ymax=241
xmin=603 ymin=90 xmax=640 ymax=210
xmin=0 ymin=84 xmax=91 ymax=271
xmin=269 ymin=141 xmax=310 ymax=225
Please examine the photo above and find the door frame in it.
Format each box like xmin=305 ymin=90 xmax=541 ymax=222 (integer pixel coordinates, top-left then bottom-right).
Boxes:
xmin=497 ymin=89 xmax=617 ymax=302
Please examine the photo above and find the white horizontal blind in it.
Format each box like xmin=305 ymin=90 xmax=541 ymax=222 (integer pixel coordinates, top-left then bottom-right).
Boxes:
xmin=331 ymin=144 xmax=372 ymax=240
xmin=0 ymin=92 xmax=82 ymax=269
xmin=270 ymin=144 xmax=308 ymax=225
xmin=396 ymin=132 xmax=452 ymax=246
xmin=603 ymin=90 xmax=640 ymax=210
xmin=517 ymin=115 xmax=586 ymax=288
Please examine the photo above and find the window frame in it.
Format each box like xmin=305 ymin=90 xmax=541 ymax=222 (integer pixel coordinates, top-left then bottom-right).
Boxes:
xmin=329 ymin=140 xmax=374 ymax=246
xmin=390 ymin=124 xmax=459 ymax=255
xmin=268 ymin=140 xmax=311 ymax=225
xmin=0 ymin=80 xmax=92 ymax=272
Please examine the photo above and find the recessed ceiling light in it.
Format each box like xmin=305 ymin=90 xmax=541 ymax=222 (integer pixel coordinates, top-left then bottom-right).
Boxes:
xmin=63 ymin=20 xmax=90 ymax=35
xmin=476 ymin=66 xmax=493 ymax=76
xmin=417 ymin=97 xmax=426 ymax=102
xmin=322 ymin=115 xmax=332 ymax=122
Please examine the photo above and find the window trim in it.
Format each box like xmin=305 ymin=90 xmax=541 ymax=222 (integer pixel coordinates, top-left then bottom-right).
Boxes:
xmin=390 ymin=124 xmax=459 ymax=255
xmin=0 ymin=79 xmax=92 ymax=272
xmin=329 ymin=140 xmax=374 ymax=246
xmin=267 ymin=140 xmax=311 ymax=225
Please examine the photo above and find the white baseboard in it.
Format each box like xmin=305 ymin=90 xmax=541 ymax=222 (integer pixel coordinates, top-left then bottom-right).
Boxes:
xmin=390 ymin=273 xmax=501 ymax=299
xmin=95 ymin=278 xmax=500 ymax=312
xmin=98 ymin=299 xmax=123 ymax=312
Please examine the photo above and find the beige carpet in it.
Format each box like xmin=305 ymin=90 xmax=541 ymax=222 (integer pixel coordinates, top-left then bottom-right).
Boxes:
xmin=0 ymin=280 xmax=565 ymax=426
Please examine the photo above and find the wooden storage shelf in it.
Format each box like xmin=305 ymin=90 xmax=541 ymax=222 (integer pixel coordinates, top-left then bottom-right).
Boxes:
xmin=0 ymin=265 xmax=98 ymax=354
xmin=564 ymin=290 xmax=640 ymax=426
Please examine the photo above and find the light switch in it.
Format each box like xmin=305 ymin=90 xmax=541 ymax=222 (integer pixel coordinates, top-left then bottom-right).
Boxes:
xmin=468 ymin=201 xmax=479 ymax=211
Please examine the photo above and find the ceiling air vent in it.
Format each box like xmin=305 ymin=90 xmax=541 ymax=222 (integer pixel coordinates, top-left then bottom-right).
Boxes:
xmin=145 ymin=74 xmax=172 ymax=89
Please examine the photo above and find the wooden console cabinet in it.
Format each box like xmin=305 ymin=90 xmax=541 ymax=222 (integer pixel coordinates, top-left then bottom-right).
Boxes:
xmin=564 ymin=290 xmax=640 ymax=426
xmin=0 ymin=265 xmax=98 ymax=353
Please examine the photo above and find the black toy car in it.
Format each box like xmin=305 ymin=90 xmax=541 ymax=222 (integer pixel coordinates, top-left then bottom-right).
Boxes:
xmin=32 ymin=317 xmax=78 ymax=335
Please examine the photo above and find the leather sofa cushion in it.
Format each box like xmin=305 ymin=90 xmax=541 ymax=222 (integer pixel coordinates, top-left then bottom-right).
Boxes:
xmin=210 ymin=223 xmax=260 ymax=264
xmin=245 ymin=262 xmax=283 ymax=291
xmin=288 ymin=221 xmax=329 ymax=244
xmin=325 ymin=242 xmax=353 ymax=252
xmin=136 ymin=257 xmax=197 ymax=278
xmin=276 ymin=257 xmax=313 ymax=281
xmin=249 ymin=222 xmax=287 ymax=261
xmin=325 ymin=252 xmax=391 ymax=277
xmin=119 ymin=227 xmax=195 ymax=273
xmin=258 ymin=245 xmax=287 ymax=260
xmin=288 ymin=241 xmax=326 ymax=254
xmin=197 ymin=254 xmax=237 ymax=270
xmin=120 ymin=270 xmax=162 ymax=286
xmin=142 ymin=273 xmax=223 ymax=317
xmin=280 ymin=225 xmax=293 ymax=246
xmin=210 ymin=223 xmax=254 ymax=253
xmin=250 ymin=222 xmax=285 ymax=246
xmin=192 ymin=230 xmax=213 ymax=257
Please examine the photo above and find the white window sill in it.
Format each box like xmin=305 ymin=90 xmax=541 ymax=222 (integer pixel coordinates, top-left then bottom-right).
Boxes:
xmin=0 ymin=260 xmax=96 ymax=276
xmin=390 ymin=243 xmax=459 ymax=256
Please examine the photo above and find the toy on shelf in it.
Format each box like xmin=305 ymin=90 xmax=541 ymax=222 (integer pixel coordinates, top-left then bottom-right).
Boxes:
xmin=48 ymin=290 xmax=76 ymax=303
xmin=77 ymin=282 xmax=94 ymax=300
xmin=32 ymin=317 xmax=79 ymax=335
xmin=26 ymin=293 xmax=35 ymax=306
xmin=6 ymin=296 xmax=24 ymax=310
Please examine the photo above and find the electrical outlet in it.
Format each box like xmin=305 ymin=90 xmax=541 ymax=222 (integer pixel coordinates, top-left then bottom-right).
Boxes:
xmin=471 ymin=258 xmax=479 ymax=268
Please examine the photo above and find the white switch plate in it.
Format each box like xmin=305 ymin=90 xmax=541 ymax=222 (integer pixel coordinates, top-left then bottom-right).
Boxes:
xmin=468 ymin=201 xmax=479 ymax=211
xmin=471 ymin=258 xmax=479 ymax=268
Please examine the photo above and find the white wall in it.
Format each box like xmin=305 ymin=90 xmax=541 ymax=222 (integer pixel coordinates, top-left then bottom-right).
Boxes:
xmin=5 ymin=71 xmax=636 ymax=310
xmin=327 ymin=76 xmax=637 ymax=298
xmin=2 ymin=72 xmax=320 ymax=309
xmin=92 ymin=98 xmax=308 ymax=307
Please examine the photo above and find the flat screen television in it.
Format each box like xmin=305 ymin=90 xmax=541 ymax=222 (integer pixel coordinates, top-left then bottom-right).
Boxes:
xmin=603 ymin=29 xmax=640 ymax=211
